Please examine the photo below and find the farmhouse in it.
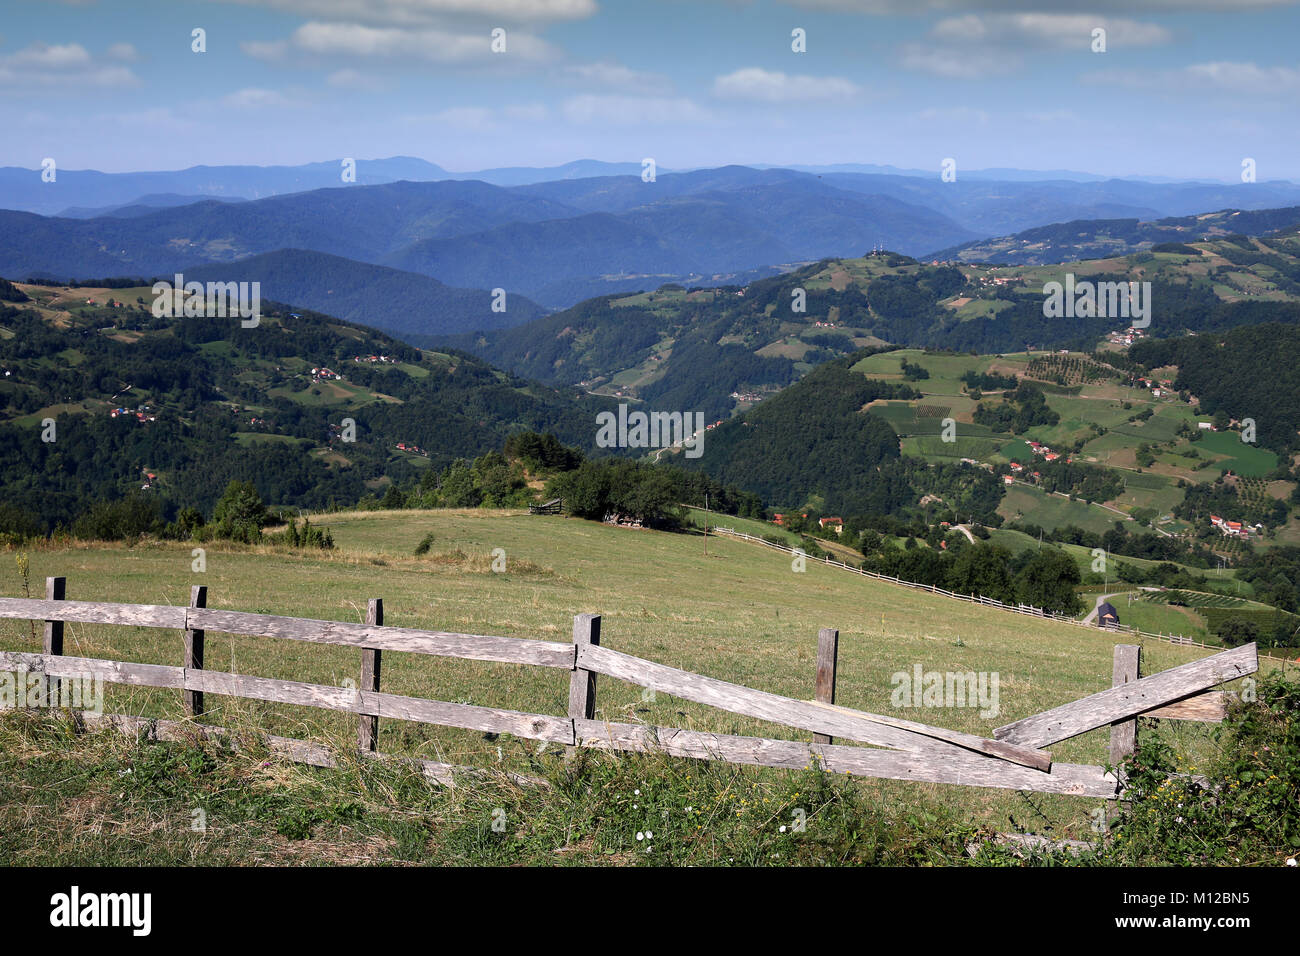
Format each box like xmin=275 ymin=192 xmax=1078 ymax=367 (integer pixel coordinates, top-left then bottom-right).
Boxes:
xmin=818 ymin=517 xmax=843 ymax=534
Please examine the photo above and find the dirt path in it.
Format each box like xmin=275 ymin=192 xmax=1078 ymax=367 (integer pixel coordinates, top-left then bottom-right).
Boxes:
xmin=1082 ymin=591 xmax=1127 ymax=625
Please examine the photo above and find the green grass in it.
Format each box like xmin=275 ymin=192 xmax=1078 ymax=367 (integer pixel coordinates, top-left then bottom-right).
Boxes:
xmin=1116 ymin=600 xmax=1209 ymax=642
xmin=0 ymin=510 xmax=1285 ymax=863
xmin=997 ymin=484 xmax=1121 ymax=535
xmin=1195 ymin=431 xmax=1278 ymax=477
xmin=682 ymin=508 xmax=798 ymax=546
xmin=233 ymin=432 xmax=312 ymax=447
xmin=0 ymin=709 xmax=986 ymax=866
xmin=903 ymin=436 xmax=1006 ymax=461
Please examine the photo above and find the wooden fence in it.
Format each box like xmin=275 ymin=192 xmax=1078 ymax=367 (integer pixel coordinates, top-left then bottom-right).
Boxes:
xmin=709 ymin=527 xmax=1225 ymax=650
xmin=0 ymin=577 xmax=1258 ymax=799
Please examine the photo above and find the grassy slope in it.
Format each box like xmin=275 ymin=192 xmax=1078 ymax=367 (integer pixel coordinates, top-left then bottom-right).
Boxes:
xmin=2 ymin=509 xmax=1285 ymax=866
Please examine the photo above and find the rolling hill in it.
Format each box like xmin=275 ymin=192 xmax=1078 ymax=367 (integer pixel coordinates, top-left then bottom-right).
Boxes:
xmin=445 ymin=230 xmax=1300 ymax=421
xmin=930 ymin=206 xmax=1300 ymax=264
xmin=184 ymin=250 xmax=547 ymax=337
xmin=0 ymin=179 xmax=585 ymax=279
xmin=0 ymin=277 xmax=609 ymax=532
xmin=0 ymin=170 xmax=978 ymax=309
xmin=0 ymin=156 xmax=454 ymax=216
xmin=5 ymin=506 xmax=1277 ymax=865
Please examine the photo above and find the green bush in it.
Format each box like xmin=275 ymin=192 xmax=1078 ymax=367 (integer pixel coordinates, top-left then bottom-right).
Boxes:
xmin=269 ymin=516 xmax=334 ymax=550
xmin=211 ymin=480 xmax=266 ymax=543
xmin=1105 ymin=671 xmax=1300 ymax=864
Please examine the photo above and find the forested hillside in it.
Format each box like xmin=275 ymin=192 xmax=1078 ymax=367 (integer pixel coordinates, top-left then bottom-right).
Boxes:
xmin=1130 ymin=322 xmax=1300 ymax=453
xmin=185 ymin=249 xmax=546 ymax=337
xmin=448 ymin=233 xmax=1300 ymax=420
xmin=931 ymin=206 xmax=1300 ymax=264
xmin=0 ymin=279 xmax=610 ymax=534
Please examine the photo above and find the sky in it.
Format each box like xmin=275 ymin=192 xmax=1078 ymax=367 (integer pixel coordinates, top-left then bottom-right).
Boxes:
xmin=1 ymin=0 xmax=1298 ymax=180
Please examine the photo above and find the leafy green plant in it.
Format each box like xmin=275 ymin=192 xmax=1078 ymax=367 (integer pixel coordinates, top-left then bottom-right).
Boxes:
xmin=1105 ymin=670 xmax=1300 ymax=865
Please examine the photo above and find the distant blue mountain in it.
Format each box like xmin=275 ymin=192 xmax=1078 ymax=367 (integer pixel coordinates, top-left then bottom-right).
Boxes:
xmin=56 ymin=193 xmax=247 ymax=218
xmin=185 ymin=249 xmax=545 ymax=337
xmin=0 ymin=157 xmax=659 ymax=215
xmin=6 ymin=161 xmax=1300 ymax=317
xmin=0 ymin=156 xmax=451 ymax=216
xmin=0 ymin=168 xmax=978 ymax=307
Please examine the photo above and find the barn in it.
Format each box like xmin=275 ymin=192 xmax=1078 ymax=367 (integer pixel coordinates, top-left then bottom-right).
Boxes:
xmin=1097 ymin=601 xmax=1120 ymax=628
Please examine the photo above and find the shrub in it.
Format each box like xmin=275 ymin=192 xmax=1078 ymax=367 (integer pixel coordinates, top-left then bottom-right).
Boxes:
xmin=1106 ymin=671 xmax=1300 ymax=864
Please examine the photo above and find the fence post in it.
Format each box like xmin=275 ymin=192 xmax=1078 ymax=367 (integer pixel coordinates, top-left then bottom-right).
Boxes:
xmin=1109 ymin=644 xmax=1140 ymax=815
xmin=813 ymin=627 xmax=839 ymax=745
xmin=359 ymin=599 xmax=383 ymax=752
xmin=184 ymin=585 xmax=207 ymax=718
xmin=42 ymin=577 xmax=65 ymax=708
xmin=568 ymin=614 xmax=601 ymax=726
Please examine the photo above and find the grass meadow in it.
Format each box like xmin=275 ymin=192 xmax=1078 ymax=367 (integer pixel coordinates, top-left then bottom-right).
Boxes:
xmin=0 ymin=510 xmax=1287 ymax=864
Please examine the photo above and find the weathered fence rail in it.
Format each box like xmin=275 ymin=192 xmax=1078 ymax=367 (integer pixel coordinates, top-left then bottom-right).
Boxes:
xmin=0 ymin=577 xmax=1257 ymax=798
xmin=709 ymin=527 xmax=1224 ymax=649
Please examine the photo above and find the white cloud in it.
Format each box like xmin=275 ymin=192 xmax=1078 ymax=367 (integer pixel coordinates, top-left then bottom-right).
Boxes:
xmin=274 ymin=20 xmax=559 ymax=63
xmin=326 ymin=67 xmax=385 ymax=90
xmin=1085 ymin=61 xmax=1300 ymax=96
xmin=900 ymin=12 xmax=1170 ymax=78
xmin=216 ymin=0 xmax=597 ymax=25
xmin=106 ymin=43 xmax=139 ymax=61
xmin=900 ymin=43 xmax=1015 ymax=78
xmin=111 ymin=107 xmax=203 ymax=133
xmin=1184 ymin=60 xmax=1300 ymax=93
xmin=504 ymin=102 xmax=548 ymax=121
xmin=561 ymin=94 xmax=711 ymax=125
xmin=8 ymin=43 xmax=92 ymax=69
xmin=712 ymin=67 xmax=859 ymax=102
xmin=400 ymin=102 xmax=549 ymax=130
xmin=242 ymin=39 xmax=290 ymax=60
xmin=931 ymin=13 xmax=1169 ymax=47
xmin=562 ymin=61 xmax=669 ymax=94
xmin=0 ymin=42 xmax=139 ymax=90
xmin=781 ymin=1 xmax=1293 ymax=11
xmin=427 ymin=106 xmax=496 ymax=130
xmin=222 ymin=87 xmax=298 ymax=108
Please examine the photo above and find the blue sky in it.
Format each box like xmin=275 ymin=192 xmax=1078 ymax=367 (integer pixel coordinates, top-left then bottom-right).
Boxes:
xmin=2 ymin=0 xmax=1298 ymax=179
